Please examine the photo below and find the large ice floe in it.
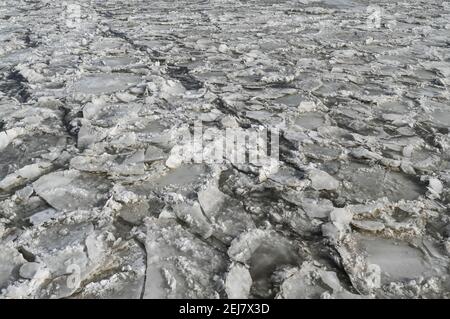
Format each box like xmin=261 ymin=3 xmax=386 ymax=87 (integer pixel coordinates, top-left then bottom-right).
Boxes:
xmin=0 ymin=0 xmax=449 ymax=299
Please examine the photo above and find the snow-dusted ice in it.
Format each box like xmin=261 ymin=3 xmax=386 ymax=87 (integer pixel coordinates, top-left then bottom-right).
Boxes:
xmin=0 ymin=0 xmax=449 ymax=299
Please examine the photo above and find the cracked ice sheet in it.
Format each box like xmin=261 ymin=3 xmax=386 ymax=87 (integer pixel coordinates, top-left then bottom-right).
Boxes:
xmin=0 ymin=0 xmax=449 ymax=299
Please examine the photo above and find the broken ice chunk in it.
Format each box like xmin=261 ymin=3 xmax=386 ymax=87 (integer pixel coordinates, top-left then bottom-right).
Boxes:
xmin=330 ymin=208 xmax=354 ymax=232
xmin=37 ymin=96 xmax=63 ymax=109
xmin=77 ymin=122 xmax=107 ymax=148
xmin=351 ymin=220 xmax=385 ymax=232
xmin=294 ymin=112 xmax=326 ymax=130
xmin=19 ymin=262 xmax=42 ymax=280
xmin=165 ymin=145 xmax=187 ymax=169
xmin=218 ymin=44 xmax=229 ymax=53
xmin=332 ymin=240 xmax=382 ymax=294
xmin=16 ymin=65 xmax=44 ymax=83
xmin=198 ymin=184 xmax=226 ymax=216
xmin=71 ymin=74 xmax=141 ymax=95
xmin=358 ymin=235 xmax=442 ymax=285
xmin=225 ymin=264 xmax=252 ymax=299
xmin=29 ymin=208 xmax=58 ymax=225
xmin=143 ymin=218 xmax=226 ymax=299
xmin=276 ymin=265 xmax=327 ymax=299
xmin=301 ymin=198 xmax=334 ymax=219
xmin=350 ymin=147 xmax=383 ymax=161
xmin=115 ymin=92 xmax=137 ymax=103
xmin=402 ymin=145 xmax=414 ymax=158
xmin=322 ymin=208 xmax=354 ymax=242
xmin=309 ymin=169 xmax=340 ymax=191
xmin=276 ymin=262 xmax=362 ymax=299
xmin=15 ymin=186 xmax=34 ymax=201
xmin=85 ymin=233 xmax=105 ymax=263
xmin=145 ymin=145 xmax=166 ymax=162
xmin=76 ymin=239 xmax=146 ymax=299
xmin=427 ymin=177 xmax=443 ymax=199
xmin=0 ymin=244 xmax=26 ymax=289
xmin=337 ymin=163 xmax=424 ymax=202
xmin=298 ymin=101 xmax=316 ymax=113
xmin=33 ymin=170 xmax=110 ymax=211
xmin=174 ymin=201 xmax=213 ymax=239
xmin=0 ymin=162 xmax=52 ymax=191
xmin=0 ymin=128 xmax=25 ymax=151
xmin=71 ymin=150 xmax=145 ymax=176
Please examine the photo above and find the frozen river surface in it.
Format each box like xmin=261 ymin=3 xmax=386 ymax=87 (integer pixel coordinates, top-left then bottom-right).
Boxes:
xmin=0 ymin=0 xmax=449 ymax=298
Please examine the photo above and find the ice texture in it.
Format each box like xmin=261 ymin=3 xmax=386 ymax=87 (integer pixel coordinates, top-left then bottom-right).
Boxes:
xmin=0 ymin=0 xmax=449 ymax=299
